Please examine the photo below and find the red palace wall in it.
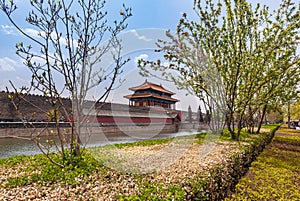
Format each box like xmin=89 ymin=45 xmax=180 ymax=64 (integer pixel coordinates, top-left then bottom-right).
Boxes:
xmin=95 ymin=116 xmax=175 ymax=124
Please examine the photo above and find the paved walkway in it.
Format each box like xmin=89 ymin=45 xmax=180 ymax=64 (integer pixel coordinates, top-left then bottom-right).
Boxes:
xmin=226 ymin=125 xmax=300 ymax=200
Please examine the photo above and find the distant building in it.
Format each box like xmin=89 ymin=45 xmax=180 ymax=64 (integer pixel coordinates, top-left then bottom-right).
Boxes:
xmin=0 ymin=81 xmax=182 ymax=129
xmin=85 ymin=80 xmax=181 ymax=126
xmin=124 ymin=80 xmax=179 ymax=109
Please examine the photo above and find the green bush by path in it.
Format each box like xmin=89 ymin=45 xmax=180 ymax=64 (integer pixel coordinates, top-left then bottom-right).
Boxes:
xmin=226 ymin=126 xmax=300 ymax=201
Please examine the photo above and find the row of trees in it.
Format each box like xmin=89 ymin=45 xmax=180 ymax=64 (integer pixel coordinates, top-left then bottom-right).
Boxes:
xmin=186 ymin=105 xmax=209 ymax=123
xmin=139 ymin=0 xmax=300 ymax=140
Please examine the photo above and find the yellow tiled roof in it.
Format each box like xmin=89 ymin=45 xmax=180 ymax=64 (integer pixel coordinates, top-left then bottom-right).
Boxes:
xmin=124 ymin=93 xmax=179 ymax=102
xmin=129 ymin=81 xmax=175 ymax=95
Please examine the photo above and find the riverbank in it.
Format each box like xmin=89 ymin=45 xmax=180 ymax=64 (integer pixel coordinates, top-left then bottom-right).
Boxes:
xmin=225 ymin=125 xmax=300 ymax=200
xmin=0 ymin=123 xmax=209 ymax=139
xmin=0 ymin=129 xmax=202 ymax=158
xmin=0 ymin=125 xmax=278 ymax=200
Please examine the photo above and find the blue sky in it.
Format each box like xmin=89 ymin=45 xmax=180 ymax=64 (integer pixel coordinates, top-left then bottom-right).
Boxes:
xmin=0 ymin=0 xmax=286 ymax=111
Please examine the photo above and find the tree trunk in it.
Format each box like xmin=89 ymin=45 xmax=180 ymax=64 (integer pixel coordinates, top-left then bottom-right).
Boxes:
xmin=69 ymin=120 xmax=74 ymax=164
xmin=287 ymin=103 xmax=291 ymax=128
xmin=256 ymin=104 xmax=267 ymax=134
xmin=226 ymin=111 xmax=236 ymax=140
xmin=237 ymin=121 xmax=241 ymax=141
xmin=75 ymin=134 xmax=81 ymax=156
xmin=236 ymin=113 xmax=242 ymax=140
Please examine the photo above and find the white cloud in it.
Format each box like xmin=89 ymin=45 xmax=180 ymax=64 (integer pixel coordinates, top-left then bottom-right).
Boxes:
xmin=1 ymin=26 xmax=44 ymax=38
xmin=162 ymin=61 xmax=170 ymax=67
xmin=1 ymin=24 xmax=16 ymax=35
xmin=23 ymin=28 xmax=76 ymax=47
xmin=15 ymin=76 xmax=29 ymax=86
xmin=1 ymin=26 xmax=43 ymax=38
xmin=2 ymin=25 xmax=77 ymax=49
xmin=257 ymin=26 xmax=265 ymax=31
xmin=24 ymin=28 xmax=42 ymax=38
xmin=0 ymin=57 xmax=18 ymax=71
xmin=134 ymin=54 xmax=149 ymax=64
xmin=130 ymin=30 xmax=153 ymax=42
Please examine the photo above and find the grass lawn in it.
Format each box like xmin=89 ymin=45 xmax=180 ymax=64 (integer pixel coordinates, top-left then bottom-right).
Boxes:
xmin=226 ymin=125 xmax=300 ymax=201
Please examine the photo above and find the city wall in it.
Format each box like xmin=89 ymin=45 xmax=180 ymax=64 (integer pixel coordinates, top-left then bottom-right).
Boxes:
xmin=0 ymin=123 xmax=209 ymax=138
xmin=0 ymin=124 xmax=179 ymax=138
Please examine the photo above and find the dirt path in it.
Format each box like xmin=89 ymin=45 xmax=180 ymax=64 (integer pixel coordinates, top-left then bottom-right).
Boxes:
xmin=226 ymin=125 xmax=300 ymax=200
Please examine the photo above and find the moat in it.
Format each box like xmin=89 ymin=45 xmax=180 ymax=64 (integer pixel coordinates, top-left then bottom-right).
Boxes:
xmin=0 ymin=129 xmax=201 ymax=158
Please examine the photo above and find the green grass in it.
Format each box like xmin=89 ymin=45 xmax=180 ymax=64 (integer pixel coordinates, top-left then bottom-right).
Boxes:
xmin=261 ymin=124 xmax=281 ymax=130
xmin=0 ymin=150 xmax=104 ymax=188
xmin=226 ymin=126 xmax=300 ymax=201
xmin=103 ymin=132 xmax=209 ymax=148
xmin=220 ymin=124 xmax=280 ymax=143
xmin=113 ymin=137 xmax=174 ymax=148
xmin=0 ymin=154 xmax=28 ymax=166
xmin=220 ymin=128 xmax=260 ymax=143
xmin=117 ymin=182 xmax=186 ymax=201
xmin=273 ymin=135 xmax=300 ymax=145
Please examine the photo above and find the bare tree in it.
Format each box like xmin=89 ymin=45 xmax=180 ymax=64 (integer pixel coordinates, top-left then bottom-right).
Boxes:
xmin=0 ymin=0 xmax=131 ymax=167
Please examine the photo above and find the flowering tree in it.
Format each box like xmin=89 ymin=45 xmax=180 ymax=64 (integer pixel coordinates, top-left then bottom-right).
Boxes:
xmin=139 ymin=0 xmax=300 ymax=140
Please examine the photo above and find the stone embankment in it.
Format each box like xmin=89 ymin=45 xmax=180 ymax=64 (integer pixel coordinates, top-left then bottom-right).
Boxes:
xmin=0 ymin=122 xmax=209 ymax=138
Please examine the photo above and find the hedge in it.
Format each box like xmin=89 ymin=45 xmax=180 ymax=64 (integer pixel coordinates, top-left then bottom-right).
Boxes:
xmin=187 ymin=126 xmax=279 ymax=200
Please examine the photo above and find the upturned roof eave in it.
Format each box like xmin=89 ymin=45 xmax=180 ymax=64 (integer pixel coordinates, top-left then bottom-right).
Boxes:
xmin=123 ymin=93 xmax=179 ymax=102
xmin=128 ymin=81 xmax=175 ymax=95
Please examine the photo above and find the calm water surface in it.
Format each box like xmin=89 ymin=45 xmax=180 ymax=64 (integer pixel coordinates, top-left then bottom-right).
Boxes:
xmin=0 ymin=130 xmax=200 ymax=158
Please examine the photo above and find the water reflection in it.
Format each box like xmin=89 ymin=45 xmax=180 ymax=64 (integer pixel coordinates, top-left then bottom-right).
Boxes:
xmin=0 ymin=138 xmax=39 ymax=158
xmin=0 ymin=130 xmax=201 ymax=158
